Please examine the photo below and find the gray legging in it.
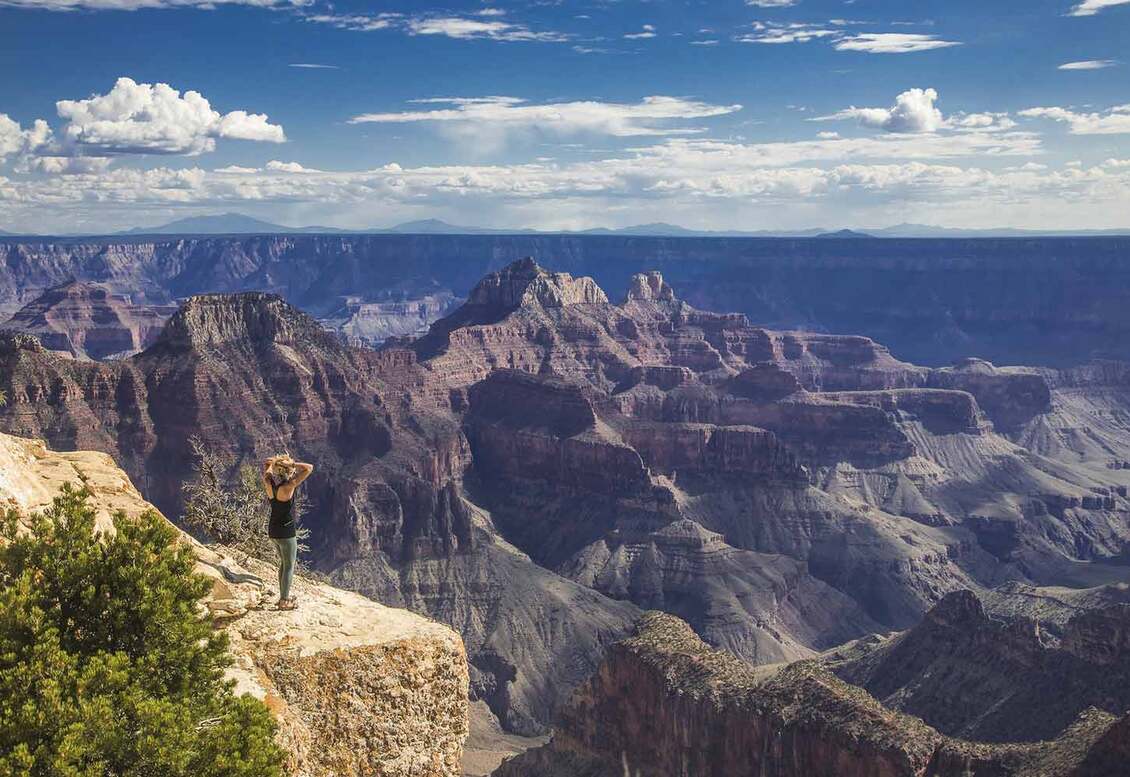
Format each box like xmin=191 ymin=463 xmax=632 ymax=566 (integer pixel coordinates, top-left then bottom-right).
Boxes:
xmin=272 ymin=537 xmax=298 ymax=601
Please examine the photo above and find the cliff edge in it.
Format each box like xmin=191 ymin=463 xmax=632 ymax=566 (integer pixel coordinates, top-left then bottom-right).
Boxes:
xmin=0 ymin=430 xmax=470 ymax=777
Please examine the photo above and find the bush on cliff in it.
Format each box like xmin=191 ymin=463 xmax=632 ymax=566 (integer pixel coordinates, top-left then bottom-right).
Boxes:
xmin=0 ymin=485 xmax=286 ymax=776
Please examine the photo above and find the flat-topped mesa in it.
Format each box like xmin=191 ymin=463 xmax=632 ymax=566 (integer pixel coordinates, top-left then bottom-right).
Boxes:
xmin=154 ymin=291 xmax=342 ymax=352
xmin=466 ymin=257 xmax=608 ymax=311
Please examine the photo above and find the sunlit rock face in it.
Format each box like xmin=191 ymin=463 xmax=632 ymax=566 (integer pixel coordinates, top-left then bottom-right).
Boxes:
xmin=0 ymin=430 xmax=470 ymax=777
xmin=826 ymin=590 xmax=1130 ymax=743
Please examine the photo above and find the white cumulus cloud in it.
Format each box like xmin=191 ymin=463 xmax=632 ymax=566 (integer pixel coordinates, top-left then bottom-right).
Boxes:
xmin=55 ymin=77 xmax=285 ymax=155
xmin=817 ymin=88 xmax=945 ymax=133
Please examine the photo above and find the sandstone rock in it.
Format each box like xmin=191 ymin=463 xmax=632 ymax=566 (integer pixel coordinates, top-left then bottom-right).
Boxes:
xmin=0 ymin=430 xmax=469 ymax=777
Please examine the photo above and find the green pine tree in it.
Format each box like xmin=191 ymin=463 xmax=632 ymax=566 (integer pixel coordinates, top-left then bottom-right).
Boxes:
xmin=0 ymin=484 xmax=287 ymax=777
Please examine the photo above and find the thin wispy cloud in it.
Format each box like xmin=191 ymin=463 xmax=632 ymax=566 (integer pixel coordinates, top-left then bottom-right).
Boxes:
xmin=1068 ymin=0 xmax=1130 ymax=16
xmin=0 ymin=0 xmax=304 ymax=8
xmin=289 ymin=62 xmax=339 ymax=69
xmin=1058 ymin=59 xmax=1119 ymax=70
xmin=624 ymin=24 xmax=657 ymax=39
xmin=737 ymin=23 xmax=959 ymax=53
xmin=738 ymin=23 xmax=838 ymax=44
xmin=348 ymin=95 xmax=741 ymax=138
xmin=300 ymin=10 xmax=568 ymax=42
xmin=834 ymin=33 xmax=961 ymax=54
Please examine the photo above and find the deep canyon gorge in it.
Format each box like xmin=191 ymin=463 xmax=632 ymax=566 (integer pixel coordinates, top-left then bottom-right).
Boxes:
xmin=3 ymin=235 xmax=1130 ymax=775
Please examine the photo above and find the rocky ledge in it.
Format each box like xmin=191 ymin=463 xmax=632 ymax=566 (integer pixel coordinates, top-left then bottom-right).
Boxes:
xmin=0 ymin=431 xmax=470 ymax=777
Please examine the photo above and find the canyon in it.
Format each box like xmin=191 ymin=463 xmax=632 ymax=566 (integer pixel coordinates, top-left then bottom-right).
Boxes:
xmin=3 ymin=234 xmax=1130 ymax=366
xmin=3 ymin=245 xmax=1130 ymax=774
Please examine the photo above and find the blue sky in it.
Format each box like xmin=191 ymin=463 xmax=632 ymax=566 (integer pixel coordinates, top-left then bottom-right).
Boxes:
xmin=1 ymin=0 xmax=1128 ymax=233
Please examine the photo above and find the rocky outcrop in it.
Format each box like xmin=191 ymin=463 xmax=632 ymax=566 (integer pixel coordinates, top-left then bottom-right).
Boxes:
xmin=467 ymin=257 xmax=608 ymax=310
xmin=0 ymin=430 xmax=470 ymax=777
xmin=495 ymin=611 xmax=1129 ymax=777
xmin=826 ymin=590 xmax=1130 ymax=743
xmin=1 ymin=281 xmax=175 ymax=359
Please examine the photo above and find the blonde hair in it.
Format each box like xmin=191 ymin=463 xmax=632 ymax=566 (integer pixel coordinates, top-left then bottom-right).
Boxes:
xmin=266 ymin=454 xmax=297 ymax=483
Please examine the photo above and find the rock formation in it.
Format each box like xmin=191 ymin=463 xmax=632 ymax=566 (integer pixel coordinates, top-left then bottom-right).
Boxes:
xmin=3 ymin=258 xmax=1130 ymax=746
xmin=1 ymin=281 xmax=175 ymax=359
xmin=826 ymin=589 xmax=1130 ymax=743
xmin=495 ymin=611 xmax=1129 ymax=777
xmin=0 ymin=290 xmax=638 ymax=736
xmin=0 ymin=430 xmax=469 ymax=777
xmin=4 ymin=234 xmax=1130 ymax=366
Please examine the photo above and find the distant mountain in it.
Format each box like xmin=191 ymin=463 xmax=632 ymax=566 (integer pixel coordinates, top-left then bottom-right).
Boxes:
xmin=870 ymin=223 xmax=1130 ymax=238
xmin=816 ymin=229 xmax=874 ymax=239
xmin=581 ymin=222 xmax=704 ymax=237
xmin=88 ymin=212 xmax=1130 ymax=239
xmin=382 ymin=219 xmax=514 ymax=235
xmin=122 ymin=213 xmax=307 ymax=235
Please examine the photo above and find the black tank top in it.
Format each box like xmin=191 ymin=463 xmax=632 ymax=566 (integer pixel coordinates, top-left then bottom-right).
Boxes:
xmin=267 ymin=486 xmax=296 ymax=539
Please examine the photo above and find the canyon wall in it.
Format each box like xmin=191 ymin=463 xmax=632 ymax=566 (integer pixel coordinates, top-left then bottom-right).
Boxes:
xmin=4 ymin=234 xmax=1130 ymax=366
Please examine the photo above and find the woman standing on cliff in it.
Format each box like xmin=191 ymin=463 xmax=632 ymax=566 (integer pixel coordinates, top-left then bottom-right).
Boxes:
xmin=262 ymin=455 xmax=313 ymax=611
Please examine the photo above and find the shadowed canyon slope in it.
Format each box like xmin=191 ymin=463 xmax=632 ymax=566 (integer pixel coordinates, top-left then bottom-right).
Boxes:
xmin=825 ymin=589 xmax=1130 ymax=744
xmin=495 ymin=611 xmax=1129 ymax=777
xmin=3 ymin=234 xmax=1130 ymax=366
xmin=3 ymin=257 xmax=1130 ymax=745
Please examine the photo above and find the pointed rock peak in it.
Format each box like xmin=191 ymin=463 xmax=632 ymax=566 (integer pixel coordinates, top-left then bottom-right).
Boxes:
xmin=467 ymin=257 xmax=608 ymax=311
xmin=925 ymin=589 xmax=987 ymax=628
xmin=155 ymin=292 xmax=339 ymax=352
xmin=626 ymin=270 xmax=677 ymax=303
